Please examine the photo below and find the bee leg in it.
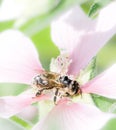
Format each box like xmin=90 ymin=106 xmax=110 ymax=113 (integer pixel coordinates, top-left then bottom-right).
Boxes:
xmin=35 ymin=88 xmax=46 ymax=97
xmin=36 ymin=91 xmax=41 ymax=97
xmin=36 ymin=86 xmax=55 ymax=97
xmin=65 ymin=92 xmax=70 ymax=97
xmin=60 ymin=92 xmax=70 ymax=98
xmin=54 ymin=88 xmax=59 ymax=105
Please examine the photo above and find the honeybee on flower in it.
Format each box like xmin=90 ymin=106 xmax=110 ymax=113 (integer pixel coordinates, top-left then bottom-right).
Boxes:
xmin=0 ymin=2 xmax=116 ymax=130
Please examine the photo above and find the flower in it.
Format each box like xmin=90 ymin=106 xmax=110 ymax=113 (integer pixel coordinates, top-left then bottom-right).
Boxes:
xmin=0 ymin=2 xmax=116 ymax=130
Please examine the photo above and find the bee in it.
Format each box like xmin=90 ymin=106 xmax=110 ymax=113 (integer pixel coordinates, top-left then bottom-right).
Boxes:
xmin=32 ymin=71 xmax=82 ymax=104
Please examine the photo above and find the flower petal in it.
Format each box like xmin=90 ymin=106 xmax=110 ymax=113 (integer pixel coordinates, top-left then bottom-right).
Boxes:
xmin=0 ymin=30 xmax=43 ymax=84
xmin=96 ymin=1 xmax=116 ymax=32
xmin=69 ymin=2 xmax=116 ymax=75
xmin=32 ymin=99 xmax=113 ymax=130
xmin=17 ymin=105 xmax=38 ymax=122
xmin=0 ymin=93 xmax=48 ymax=118
xmin=82 ymin=64 xmax=116 ymax=99
xmin=51 ymin=6 xmax=94 ymax=53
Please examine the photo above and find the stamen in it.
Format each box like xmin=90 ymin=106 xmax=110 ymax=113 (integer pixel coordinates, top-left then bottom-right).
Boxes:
xmin=50 ymin=53 xmax=72 ymax=75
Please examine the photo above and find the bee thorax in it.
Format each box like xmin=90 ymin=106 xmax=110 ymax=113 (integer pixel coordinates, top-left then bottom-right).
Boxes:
xmin=59 ymin=76 xmax=72 ymax=86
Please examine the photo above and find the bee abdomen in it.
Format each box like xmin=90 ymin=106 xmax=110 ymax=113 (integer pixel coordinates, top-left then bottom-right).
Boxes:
xmin=71 ymin=80 xmax=80 ymax=94
xmin=59 ymin=76 xmax=81 ymax=95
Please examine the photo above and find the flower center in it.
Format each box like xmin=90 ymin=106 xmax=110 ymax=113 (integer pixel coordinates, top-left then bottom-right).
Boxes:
xmin=50 ymin=53 xmax=72 ymax=75
xmin=32 ymin=54 xmax=94 ymax=105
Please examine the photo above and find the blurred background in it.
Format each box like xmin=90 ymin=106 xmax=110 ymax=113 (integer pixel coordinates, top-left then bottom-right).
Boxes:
xmin=0 ymin=0 xmax=116 ymax=130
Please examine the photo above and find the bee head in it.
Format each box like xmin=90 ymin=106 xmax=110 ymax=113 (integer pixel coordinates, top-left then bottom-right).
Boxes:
xmin=32 ymin=75 xmax=48 ymax=86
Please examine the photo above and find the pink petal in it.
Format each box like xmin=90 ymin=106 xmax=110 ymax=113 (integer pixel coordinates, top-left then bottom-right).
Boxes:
xmin=51 ymin=6 xmax=95 ymax=53
xmin=51 ymin=3 xmax=116 ymax=76
xmin=69 ymin=1 xmax=116 ymax=76
xmin=0 ymin=93 xmax=48 ymax=118
xmin=82 ymin=64 xmax=116 ymax=99
xmin=33 ymin=99 xmax=113 ymax=130
xmin=0 ymin=30 xmax=43 ymax=84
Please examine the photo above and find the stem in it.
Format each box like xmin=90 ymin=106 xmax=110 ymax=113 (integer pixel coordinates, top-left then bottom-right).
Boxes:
xmin=10 ymin=116 xmax=32 ymax=130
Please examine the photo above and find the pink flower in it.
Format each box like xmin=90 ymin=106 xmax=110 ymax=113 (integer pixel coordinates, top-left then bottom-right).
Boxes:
xmin=0 ymin=2 xmax=116 ymax=130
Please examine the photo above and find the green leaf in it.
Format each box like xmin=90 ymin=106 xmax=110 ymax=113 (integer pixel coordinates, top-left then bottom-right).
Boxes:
xmin=88 ymin=2 xmax=101 ymax=17
xmin=92 ymin=95 xmax=116 ymax=112
xmin=102 ymin=118 xmax=116 ymax=130
xmin=0 ymin=21 xmax=14 ymax=32
xmin=97 ymin=37 xmax=116 ymax=72
xmin=0 ymin=83 xmax=28 ymax=96
xmin=0 ymin=0 xmax=2 ymax=5
xmin=83 ymin=0 xmax=113 ymax=18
